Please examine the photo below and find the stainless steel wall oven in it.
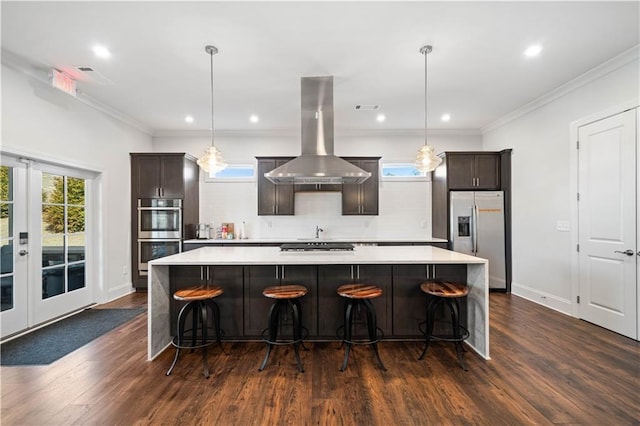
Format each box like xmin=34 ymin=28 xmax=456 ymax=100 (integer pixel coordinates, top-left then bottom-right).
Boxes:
xmin=137 ymin=199 xmax=182 ymax=275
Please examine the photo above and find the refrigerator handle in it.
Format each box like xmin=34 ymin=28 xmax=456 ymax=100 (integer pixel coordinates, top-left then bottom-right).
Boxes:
xmin=472 ymin=204 xmax=479 ymax=254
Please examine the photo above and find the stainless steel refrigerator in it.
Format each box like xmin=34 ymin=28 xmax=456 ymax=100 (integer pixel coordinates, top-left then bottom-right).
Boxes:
xmin=450 ymin=191 xmax=506 ymax=290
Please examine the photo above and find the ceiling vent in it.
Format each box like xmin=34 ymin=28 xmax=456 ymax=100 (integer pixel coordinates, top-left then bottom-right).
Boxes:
xmin=354 ymin=104 xmax=381 ymax=110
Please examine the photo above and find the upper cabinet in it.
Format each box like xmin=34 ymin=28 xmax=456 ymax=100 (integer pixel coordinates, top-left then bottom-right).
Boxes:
xmin=256 ymin=157 xmax=295 ymax=216
xmin=132 ymin=154 xmax=194 ymax=198
xmin=342 ymin=157 xmax=380 ymax=215
xmin=445 ymin=153 xmax=500 ymax=190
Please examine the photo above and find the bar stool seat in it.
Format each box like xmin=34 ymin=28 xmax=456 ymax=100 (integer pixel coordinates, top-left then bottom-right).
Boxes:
xmin=166 ymin=285 xmax=224 ymax=378
xmin=337 ymin=283 xmax=386 ymax=372
xmin=418 ymin=280 xmax=470 ymax=370
xmin=259 ymin=285 xmax=308 ymax=372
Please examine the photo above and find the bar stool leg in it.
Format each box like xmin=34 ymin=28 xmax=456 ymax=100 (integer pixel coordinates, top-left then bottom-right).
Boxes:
xmin=167 ymin=302 xmax=194 ymax=376
xmin=419 ymin=297 xmax=440 ymax=360
xmin=290 ymin=300 xmax=304 ymax=373
xmin=364 ymin=299 xmax=386 ymax=371
xmin=449 ymin=298 xmax=467 ymax=371
xmin=292 ymin=298 xmax=309 ymax=352
xmin=199 ymin=302 xmax=210 ymax=378
xmin=340 ymin=300 xmax=355 ymax=372
xmin=205 ymin=299 xmax=227 ymax=355
xmin=259 ymin=301 xmax=281 ymax=371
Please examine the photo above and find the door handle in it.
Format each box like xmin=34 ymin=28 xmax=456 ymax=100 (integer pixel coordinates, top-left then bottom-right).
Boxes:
xmin=19 ymin=249 xmax=28 ymax=256
xmin=614 ymin=249 xmax=634 ymax=256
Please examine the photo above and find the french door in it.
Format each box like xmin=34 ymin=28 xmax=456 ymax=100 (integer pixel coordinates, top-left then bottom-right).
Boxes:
xmin=1 ymin=159 xmax=29 ymax=337
xmin=1 ymin=154 xmax=96 ymax=339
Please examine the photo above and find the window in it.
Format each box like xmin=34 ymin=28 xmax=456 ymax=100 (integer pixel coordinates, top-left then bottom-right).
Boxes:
xmin=41 ymin=173 xmax=86 ymax=299
xmin=205 ymin=164 xmax=255 ymax=182
xmin=381 ymin=163 xmax=431 ymax=181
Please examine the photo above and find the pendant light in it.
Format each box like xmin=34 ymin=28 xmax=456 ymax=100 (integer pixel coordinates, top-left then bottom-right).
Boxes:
xmin=197 ymin=45 xmax=227 ymax=174
xmin=414 ymin=45 xmax=442 ymax=173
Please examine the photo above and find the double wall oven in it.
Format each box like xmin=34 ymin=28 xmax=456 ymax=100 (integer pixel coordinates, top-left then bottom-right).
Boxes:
xmin=137 ymin=199 xmax=182 ymax=276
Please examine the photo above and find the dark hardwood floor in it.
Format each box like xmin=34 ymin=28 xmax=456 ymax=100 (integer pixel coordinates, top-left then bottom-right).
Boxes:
xmin=2 ymin=292 xmax=639 ymax=425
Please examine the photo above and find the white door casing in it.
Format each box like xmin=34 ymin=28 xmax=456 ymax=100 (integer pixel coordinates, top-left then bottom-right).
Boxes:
xmin=578 ymin=108 xmax=637 ymax=339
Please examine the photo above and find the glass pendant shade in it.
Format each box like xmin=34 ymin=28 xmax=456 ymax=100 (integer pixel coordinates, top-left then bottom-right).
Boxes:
xmin=197 ymin=45 xmax=227 ymax=175
xmin=415 ymin=144 xmax=442 ymax=173
xmin=197 ymin=145 xmax=227 ymax=174
xmin=414 ymin=44 xmax=441 ymax=174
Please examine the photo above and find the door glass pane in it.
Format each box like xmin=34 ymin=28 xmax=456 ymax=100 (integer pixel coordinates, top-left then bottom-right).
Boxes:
xmin=67 ymin=206 xmax=85 ymax=233
xmin=0 ymin=166 xmax=12 ymax=201
xmin=68 ymin=263 xmax=85 ymax=292
xmin=67 ymin=177 xmax=85 ymax=205
xmin=42 ymin=173 xmax=63 ymax=203
xmin=42 ymin=230 xmax=64 ymax=267
xmin=0 ymin=203 xmax=12 ymax=239
xmin=1 ymin=276 xmax=13 ymax=311
xmin=68 ymin=233 xmax=85 ymax=262
xmin=42 ymin=266 xmax=64 ymax=299
xmin=1 ymin=240 xmax=13 ymax=274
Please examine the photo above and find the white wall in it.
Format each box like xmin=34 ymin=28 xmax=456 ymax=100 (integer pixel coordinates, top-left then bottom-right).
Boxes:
xmin=153 ymin=130 xmax=482 ymax=239
xmin=1 ymin=64 xmax=153 ymax=302
xmin=482 ymin=57 xmax=639 ymax=314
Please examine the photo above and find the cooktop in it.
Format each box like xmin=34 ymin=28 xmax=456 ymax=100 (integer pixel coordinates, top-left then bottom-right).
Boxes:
xmin=279 ymin=242 xmax=355 ymax=252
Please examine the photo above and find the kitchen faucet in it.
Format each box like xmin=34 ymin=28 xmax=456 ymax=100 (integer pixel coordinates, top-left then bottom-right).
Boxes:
xmin=315 ymin=225 xmax=324 ymax=239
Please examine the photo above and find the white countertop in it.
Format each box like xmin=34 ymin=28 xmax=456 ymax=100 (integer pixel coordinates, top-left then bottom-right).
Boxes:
xmin=151 ymin=245 xmax=485 ymax=266
xmin=183 ymin=237 xmax=448 ymax=244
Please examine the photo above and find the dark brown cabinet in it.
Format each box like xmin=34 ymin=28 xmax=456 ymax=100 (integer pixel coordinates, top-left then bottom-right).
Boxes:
xmin=130 ymin=153 xmax=199 ymax=290
xmin=341 ymin=157 xmax=380 ymax=215
xmin=169 ymin=265 xmax=244 ymax=338
xmin=243 ymin=265 xmax=317 ymax=337
xmin=445 ymin=153 xmax=500 ymax=190
xmin=256 ymin=157 xmax=295 ymax=215
xmin=133 ymin=154 xmax=189 ymax=198
xmin=391 ymin=264 xmax=468 ymax=337
xmin=317 ymin=264 xmax=391 ymax=338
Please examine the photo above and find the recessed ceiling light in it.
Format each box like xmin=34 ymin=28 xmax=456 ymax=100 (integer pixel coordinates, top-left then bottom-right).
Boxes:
xmin=92 ymin=45 xmax=111 ymax=59
xmin=376 ymin=114 xmax=386 ymax=123
xmin=441 ymin=114 xmax=451 ymax=122
xmin=249 ymin=114 xmax=259 ymax=123
xmin=184 ymin=115 xmax=194 ymax=123
xmin=524 ymin=44 xmax=543 ymax=58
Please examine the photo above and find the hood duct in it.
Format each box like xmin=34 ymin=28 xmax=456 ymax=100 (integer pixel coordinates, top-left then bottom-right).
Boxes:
xmin=264 ymin=76 xmax=371 ymax=184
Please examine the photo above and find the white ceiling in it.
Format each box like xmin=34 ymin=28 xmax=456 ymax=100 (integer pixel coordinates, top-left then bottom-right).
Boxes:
xmin=2 ymin=1 xmax=638 ymax=135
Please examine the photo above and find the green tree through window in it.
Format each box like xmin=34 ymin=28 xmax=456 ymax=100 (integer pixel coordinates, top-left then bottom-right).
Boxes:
xmin=42 ymin=176 xmax=85 ymax=233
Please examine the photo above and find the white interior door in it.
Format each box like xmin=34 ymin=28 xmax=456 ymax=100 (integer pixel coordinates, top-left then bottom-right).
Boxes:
xmin=1 ymin=159 xmax=29 ymax=338
xmin=578 ymin=109 xmax=637 ymax=339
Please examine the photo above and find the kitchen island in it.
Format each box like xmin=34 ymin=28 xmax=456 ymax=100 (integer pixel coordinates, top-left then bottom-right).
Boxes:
xmin=148 ymin=245 xmax=489 ymax=361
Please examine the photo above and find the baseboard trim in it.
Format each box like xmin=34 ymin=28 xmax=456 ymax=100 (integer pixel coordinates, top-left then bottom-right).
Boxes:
xmin=511 ymin=282 xmax=573 ymax=316
xmin=107 ymin=282 xmax=135 ymax=303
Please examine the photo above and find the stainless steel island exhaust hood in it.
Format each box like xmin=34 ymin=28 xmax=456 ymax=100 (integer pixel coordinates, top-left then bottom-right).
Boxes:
xmin=264 ymin=76 xmax=371 ymax=184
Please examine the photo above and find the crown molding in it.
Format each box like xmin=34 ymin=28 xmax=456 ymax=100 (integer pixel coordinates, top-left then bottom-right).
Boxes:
xmin=153 ymin=127 xmax=481 ymax=139
xmin=1 ymin=49 xmax=153 ymax=136
xmin=481 ymin=44 xmax=640 ymax=134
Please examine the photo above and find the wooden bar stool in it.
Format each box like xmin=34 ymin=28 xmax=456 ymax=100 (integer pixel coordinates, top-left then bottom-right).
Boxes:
xmin=166 ymin=285 xmax=224 ymax=378
xmin=259 ymin=285 xmax=308 ymax=373
xmin=418 ymin=280 xmax=470 ymax=370
xmin=337 ymin=284 xmax=386 ymax=372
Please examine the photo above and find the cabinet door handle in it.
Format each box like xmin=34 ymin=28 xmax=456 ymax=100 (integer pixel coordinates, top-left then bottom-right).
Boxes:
xmin=275 ymin=265 xmax=279 ymax=280
xmin=356 ymin=265 xmax=360 ymax=281
xmin=200 ymin=266 xmax=204 ymax=281
xmin=281 ymin=265 xmax=285 ymax=281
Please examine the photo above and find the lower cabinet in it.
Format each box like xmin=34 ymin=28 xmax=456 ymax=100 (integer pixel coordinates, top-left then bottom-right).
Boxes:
xmin=168 ymin=263 xmax=467 ymax=340
xmin=392 ymin=264 xmax=468 ymax=337
xmin=169 ymin=265 xmax=244 ymax=338
xmin=317 ymin=264 xmax=392 ymax=338
xmin=243 ymin=265 xmax=318 ymax=338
